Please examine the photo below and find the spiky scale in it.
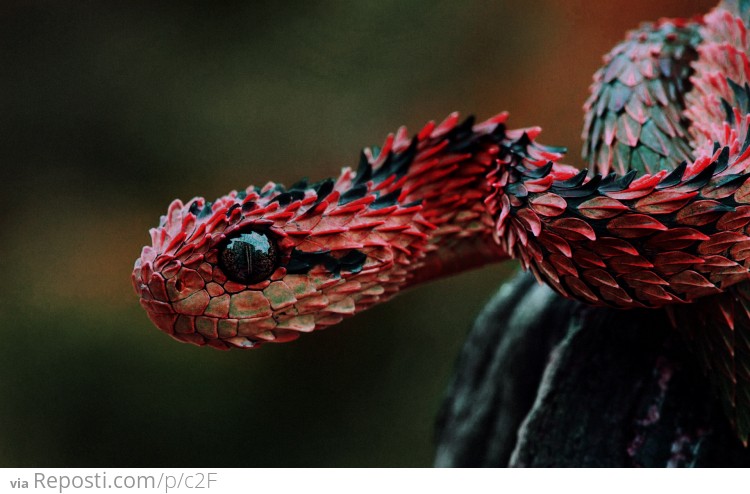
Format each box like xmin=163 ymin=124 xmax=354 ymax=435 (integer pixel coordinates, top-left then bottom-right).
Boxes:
xmin=583 ymin=18 xmax=701 ymax=176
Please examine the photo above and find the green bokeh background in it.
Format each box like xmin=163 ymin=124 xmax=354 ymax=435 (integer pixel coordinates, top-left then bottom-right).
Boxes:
xmin=2 ymin=0 xmax=714 ymax=466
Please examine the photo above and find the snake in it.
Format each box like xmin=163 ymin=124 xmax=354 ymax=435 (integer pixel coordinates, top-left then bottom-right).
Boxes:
xmin=133 ymin=1 xmax=750 ymax=443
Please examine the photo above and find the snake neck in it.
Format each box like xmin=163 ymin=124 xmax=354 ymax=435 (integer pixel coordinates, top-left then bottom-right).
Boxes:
xmin=345 ymin=113 xmax=584 ymax=289
xmin=338 ymin=113 xmax=511 ymax=288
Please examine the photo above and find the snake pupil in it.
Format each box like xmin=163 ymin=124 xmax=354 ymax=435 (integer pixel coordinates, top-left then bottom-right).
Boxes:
xmin=219 ymin=231 xmax=278 ymax=284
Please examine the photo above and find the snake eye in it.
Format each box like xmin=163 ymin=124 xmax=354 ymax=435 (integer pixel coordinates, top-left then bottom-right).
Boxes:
xmin=219 ymin=230 xmax=279 ymax=284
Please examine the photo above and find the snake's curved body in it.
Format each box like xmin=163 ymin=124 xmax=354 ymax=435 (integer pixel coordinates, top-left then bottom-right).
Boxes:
xmin=134 ymin=2 xmax=750 ymax=442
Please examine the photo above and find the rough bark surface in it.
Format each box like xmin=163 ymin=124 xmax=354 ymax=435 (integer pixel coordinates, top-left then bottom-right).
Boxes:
xmin=435 ymin=271 xmax=750 ymax=467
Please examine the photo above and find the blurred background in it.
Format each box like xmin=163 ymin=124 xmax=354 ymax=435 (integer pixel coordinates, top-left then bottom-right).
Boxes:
xmin=1 ymin=0 xmax=715 ymax=466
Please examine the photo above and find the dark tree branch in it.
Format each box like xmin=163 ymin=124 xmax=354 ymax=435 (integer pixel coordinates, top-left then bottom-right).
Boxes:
xmin=435 ymin=271 xmax=750 ymax=467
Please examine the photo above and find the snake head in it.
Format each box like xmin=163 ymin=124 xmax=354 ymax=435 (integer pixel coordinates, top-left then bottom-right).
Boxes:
xmin=133 ymin=113 xmax=523 ymax=350
xmin=132 ymin=162 xmax=434 ymax=350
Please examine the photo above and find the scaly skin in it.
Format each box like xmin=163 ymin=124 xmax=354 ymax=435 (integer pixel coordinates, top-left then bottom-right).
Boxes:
xmin=133 ymin=2 xmax=750 ymax=442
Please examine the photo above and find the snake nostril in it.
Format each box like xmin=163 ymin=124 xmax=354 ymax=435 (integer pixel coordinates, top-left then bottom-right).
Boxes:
xmin=175 ymin=279 xmax=184 ymax=292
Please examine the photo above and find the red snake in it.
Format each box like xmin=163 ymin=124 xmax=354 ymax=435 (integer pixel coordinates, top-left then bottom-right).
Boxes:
xmin=133 ymin=2 xmax=750 ymax=442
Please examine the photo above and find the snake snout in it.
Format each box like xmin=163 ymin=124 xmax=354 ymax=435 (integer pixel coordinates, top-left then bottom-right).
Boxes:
xmin=133 ymin=244 xmax=307 ymax=350
xmin=132 ymin=255 xmax=182 ymax=338
xmin=132 ymin=251 xmax=227 ymax=348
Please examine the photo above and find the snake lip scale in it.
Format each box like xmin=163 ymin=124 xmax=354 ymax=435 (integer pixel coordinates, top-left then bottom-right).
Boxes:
xmin=134 ymin=1 xmax=750 ymax=443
